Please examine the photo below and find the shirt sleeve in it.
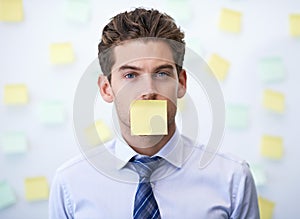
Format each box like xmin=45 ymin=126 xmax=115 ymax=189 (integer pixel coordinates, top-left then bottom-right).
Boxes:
xmin=230 ymin=161 xmax=260 ymax=219
xmin=49 ymin=171 xmax=74 ymax=219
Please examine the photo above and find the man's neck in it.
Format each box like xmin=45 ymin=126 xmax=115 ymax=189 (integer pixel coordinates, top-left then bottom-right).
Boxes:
xmin=121 ymin=123 xmax=176 ymax=156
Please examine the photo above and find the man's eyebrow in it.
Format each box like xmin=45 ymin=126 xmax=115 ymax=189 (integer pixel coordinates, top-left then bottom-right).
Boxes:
xmin=117 ymin=64 xmax=175 ymax=72
xmin=153 ymin=64 xmax=175 ymax=72
xmin=118 ymin=65 xmax=142 ymax=71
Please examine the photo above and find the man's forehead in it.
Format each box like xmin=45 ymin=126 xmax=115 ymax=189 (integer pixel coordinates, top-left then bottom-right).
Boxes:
xmin=112 ymin=40 xmax=175 ymax=69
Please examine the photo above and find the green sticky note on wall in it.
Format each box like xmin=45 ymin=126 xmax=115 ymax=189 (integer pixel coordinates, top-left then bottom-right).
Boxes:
xmin=65 ymin=0 xmax=91 ymax=23
xmin=259 ymin=57 xmax=285 ymax=83
xmin=166 ymin=0 xmax=191 ymax=22
xmin=38 ymin=101 xmax=64 ymax=125
xmin=250 ymin=164 xmax=267 ymax=187
xmin=226 ymin=104 xmax=249 ymax=129
xmin=0 ymin=180 xmax=17 ymax=209
xmin=186 ymin=37 xmax=204 ymax=56
xmin=1 ymin=132 xmax=27 ymax=154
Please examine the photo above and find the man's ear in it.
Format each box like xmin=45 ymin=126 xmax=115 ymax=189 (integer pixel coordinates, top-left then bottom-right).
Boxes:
xmin=98 ymin=75 xmax=114 ymax=103
xmin=177 ymin=69 xmax=187 ymax=98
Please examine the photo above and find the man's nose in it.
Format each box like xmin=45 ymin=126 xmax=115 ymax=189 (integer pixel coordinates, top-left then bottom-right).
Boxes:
xmin=140 ymin=75 xmax=158 ymax=100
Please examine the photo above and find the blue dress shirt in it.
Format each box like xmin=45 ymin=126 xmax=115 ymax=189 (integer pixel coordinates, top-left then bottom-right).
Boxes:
xmin=49 ymin=130 xmax=260 ymax=219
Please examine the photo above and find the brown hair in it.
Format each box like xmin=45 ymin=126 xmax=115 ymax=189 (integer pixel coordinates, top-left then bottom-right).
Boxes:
xmin=98 ymin=8 xmax=185 ymax=80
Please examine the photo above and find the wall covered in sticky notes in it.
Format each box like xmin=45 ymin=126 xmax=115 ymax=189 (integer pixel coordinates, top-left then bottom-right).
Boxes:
xmin=1 ymin=0 xmax=300 ymax=218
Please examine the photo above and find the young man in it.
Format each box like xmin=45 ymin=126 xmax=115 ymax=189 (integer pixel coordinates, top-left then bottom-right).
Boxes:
xmin=49 ymin=8 xmax=260 ymax=219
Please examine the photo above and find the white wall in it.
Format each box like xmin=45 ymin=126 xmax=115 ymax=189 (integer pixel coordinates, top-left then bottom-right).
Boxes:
xmin=1 ymin=0 xmax=299 ymax=218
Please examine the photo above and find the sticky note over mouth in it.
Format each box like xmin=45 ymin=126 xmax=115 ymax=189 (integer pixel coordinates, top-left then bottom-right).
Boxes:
xmin=130 ymin=100 xmax=168 ymax=136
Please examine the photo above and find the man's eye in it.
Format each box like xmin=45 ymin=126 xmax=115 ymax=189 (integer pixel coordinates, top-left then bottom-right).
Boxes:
xmin=155 ymin=72 xmax=169 ymax=78
xmin=124 ymin=73 xmax=136 ymax=79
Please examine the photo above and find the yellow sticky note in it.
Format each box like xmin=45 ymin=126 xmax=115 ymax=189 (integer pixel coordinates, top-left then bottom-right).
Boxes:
xmin=85 ymin=120 xmax=113 ymax=146
xmin=0 ymin=0 xmax=23 ymax=22
xmin=219 ymin=8 xmax=242 ymax=33
xmin=289 ymin=14 xmax=300 ymax=37
xmin=261 ymin=135 xmax=284 ymax=159
xmin=208 ymin=54 xmax=230 ymax=81
xmin=3 ymin=84 xmax=28 ymax=105
xmin=49 ymin=42 xmax=75 ymax=64
xmin=263 ymin=89 xmax=285 ymax=113
xmin=258 ymin=196 xmax=275 ymax=219
xmin=177 ymin=97 xmax=185 ymax=112
xmin=25 ymin=177 xmax=49 ymax=201
xmin=130 ymin=100 xmax=168 ymax=135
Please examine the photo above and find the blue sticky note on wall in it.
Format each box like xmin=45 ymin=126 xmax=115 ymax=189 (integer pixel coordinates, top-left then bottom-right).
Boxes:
xmin=0 ymin=180 xmax=17 ymax=209
xmin=259 ymin=57 xmax=285 ymax=83
xmin=1 ymin=132 xmax=27 ymax=155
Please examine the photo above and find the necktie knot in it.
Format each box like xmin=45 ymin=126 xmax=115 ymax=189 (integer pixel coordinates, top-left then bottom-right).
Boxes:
xmin=131 ymin=156 xmax=161 ymax=181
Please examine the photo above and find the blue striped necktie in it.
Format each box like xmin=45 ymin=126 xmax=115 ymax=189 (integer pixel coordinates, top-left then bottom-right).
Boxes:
xmin=130 ymin=156 xmax=162 ymax=219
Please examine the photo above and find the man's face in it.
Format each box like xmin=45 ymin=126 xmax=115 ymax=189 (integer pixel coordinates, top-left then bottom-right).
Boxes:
xmin=100 ymin=40 xmax=186 ymax=133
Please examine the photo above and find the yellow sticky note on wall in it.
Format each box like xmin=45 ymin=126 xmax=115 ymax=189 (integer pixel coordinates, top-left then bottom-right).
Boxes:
xmin=289 ymin=14 xmax=300 ymax=37
xmin=0 ymin=0 xmax=23 ymax=22
xmin=219 ymin=8 xmax=242 ymax=33
xmin=261 ymin=135 xmax=284 ymax=159
xmin=50 ymin=42 xmax=75 ymax=64
xmin=3 ymin=84 xmax=28 ymax=105
xmin=25 ymin=177 xmax=49 ymax=201
xmin=208 ymin=54 xmax=230 ymax=81
xmin=130 ymin=100 xmax=168 ymax=136
xmin=258 ymin=196 xmax=275 ymax=219
xmin=263 ymin=89 xmax=285 ymax=113
xmin=85 ymin=120 xmax=113 ymax=146
xmin=177 ymin=97 xmax=185 ymax=112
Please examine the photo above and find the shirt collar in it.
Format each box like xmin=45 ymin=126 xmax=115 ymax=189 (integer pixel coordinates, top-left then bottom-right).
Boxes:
xmin=114 ymin=129 xmax=184 ymax=170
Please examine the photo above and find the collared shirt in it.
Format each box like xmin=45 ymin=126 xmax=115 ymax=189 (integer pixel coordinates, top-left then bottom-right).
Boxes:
xmin=49 ymin=130 xmax=260 ymax=219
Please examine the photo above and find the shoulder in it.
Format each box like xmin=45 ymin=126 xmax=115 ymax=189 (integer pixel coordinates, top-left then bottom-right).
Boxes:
xmin=56 ymin=153 xmax=87 ymax=174
xmin=54 ymin=139 xmax=117 ymax=179
xmin=181 ymin=135 xmax=251 ymax=175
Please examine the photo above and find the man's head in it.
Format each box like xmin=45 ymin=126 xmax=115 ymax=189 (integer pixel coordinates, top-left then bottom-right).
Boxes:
xmin=98 ymin=8 xmax=185 ymax=81
xmin=97 ymin=8 xmax=187 ymax=152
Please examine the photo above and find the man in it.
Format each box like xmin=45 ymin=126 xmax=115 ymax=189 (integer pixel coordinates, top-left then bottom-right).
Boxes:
xmin=49 ymin=8 xmax=260 ymax=219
